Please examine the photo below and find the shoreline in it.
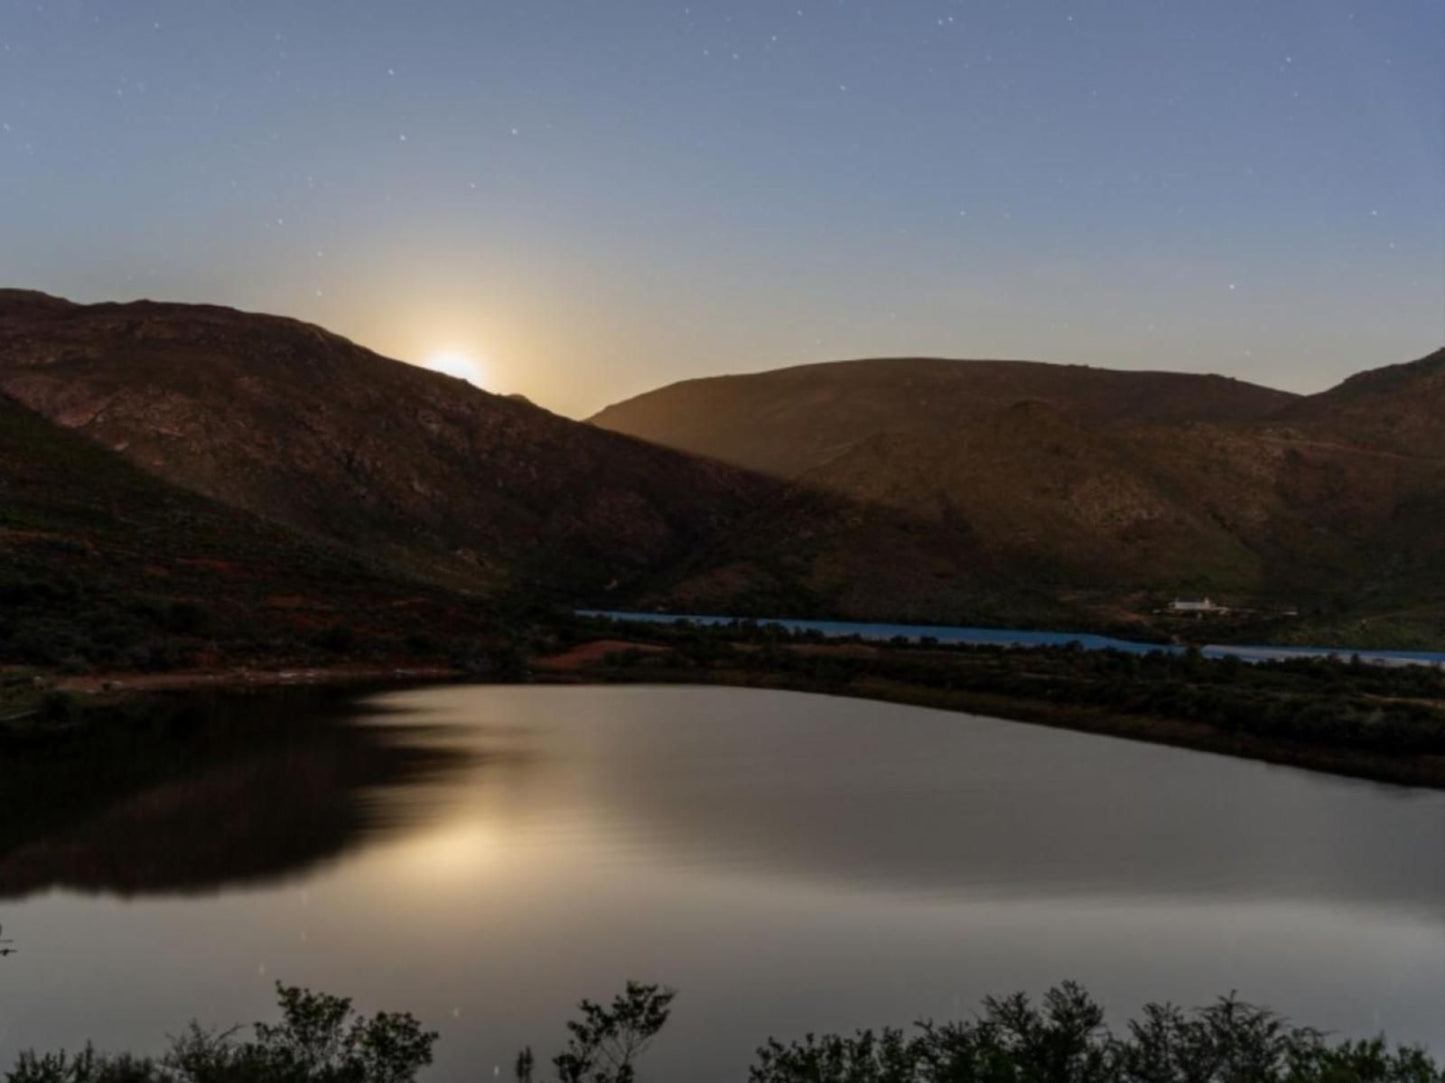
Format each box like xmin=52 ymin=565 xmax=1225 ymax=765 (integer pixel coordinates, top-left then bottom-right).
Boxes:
xmin=575 ymin=610 xmax=1445 ymax=667
xmin=6 ymin=652 xmax=1443 ymax=791
xmin=535 ymin=643 xmax=1445 ymax=790
xmin=0 ymin=664 xmax=462 ymax=740
xmin=52 ymin=663 xmax=461 ymax=695
xmin=672 ymin=670 xmax=1445 ymax=790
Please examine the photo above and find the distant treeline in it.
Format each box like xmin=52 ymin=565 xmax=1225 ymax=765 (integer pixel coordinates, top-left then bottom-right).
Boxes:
xmin=2 ymin=979 xmax=1438 ymax=1083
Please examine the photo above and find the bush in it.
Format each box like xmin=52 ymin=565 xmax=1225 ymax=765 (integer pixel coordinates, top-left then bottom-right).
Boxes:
xmin=4 ymin=981 xmax=1438 ymax=1083
xmin=749 ymin=983 xmax=1444 ymax=1083
xmin=4 ymin=984 xmax=436 ymax=1083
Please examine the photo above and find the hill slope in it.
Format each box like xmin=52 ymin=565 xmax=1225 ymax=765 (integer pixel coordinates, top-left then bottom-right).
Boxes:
xmin=1269 ymin=347 xmax=1445 ymax=457
xmin=0 ymin=293 xmax=1044 ymax=627
xmin=5 ymin=292 xmax=1438 ymax=637
xmin=0 ymin=392 xmax=498 ymax=670
xmin=592 ymin=352 xmax=1445 ymax=626
xmin=0 ymin=291 xmax=776 ymax=601
xmin=591 ymin=356 xmax=1296 ymax=476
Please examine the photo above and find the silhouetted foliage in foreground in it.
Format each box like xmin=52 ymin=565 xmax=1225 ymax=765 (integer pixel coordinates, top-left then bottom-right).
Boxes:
xmin=3 ymin=985 xmax=436 ymax=1083
xmin=2 ymin=980 xmax=1439 ymax=1083
xmin=748 ymin=982 xmax=1442 ymax=1083
xmin=517 ymin=981 xmax=675 ymax=1083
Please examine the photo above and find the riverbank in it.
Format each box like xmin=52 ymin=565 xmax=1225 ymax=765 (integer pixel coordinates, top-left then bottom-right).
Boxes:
xmin=639 ymin=667 xmax=1445 ymax=789
xmin=537 ymin=636 xmax=1445 ymax=789
xmin=0 ymin=663 xmax=462 ymax=744
xmin=8 ymin=631 xmax=1445 ymax=790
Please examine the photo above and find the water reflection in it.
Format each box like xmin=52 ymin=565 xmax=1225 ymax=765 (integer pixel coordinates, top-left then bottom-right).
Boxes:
xmin=543 ymin=686 xmax=1445 ymax=914
xmin=0 ymin=688 xmax=488 ymax=898
xmin=4 ymin=682 xmax=1441 ymax=910
xmin=1 ymin=684 xmax=1441 ymax=1078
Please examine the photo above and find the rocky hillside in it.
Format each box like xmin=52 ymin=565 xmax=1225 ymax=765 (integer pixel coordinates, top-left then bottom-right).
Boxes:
xmin=0 ymin=391 xmax=498 ymax=669
xmin=0 ymin=293 xmax=1038 ymax=627
xmin=593 ymin=351 xmax=1445 ymax=625
xmin=0 ymin=291 xmax=774 ymax=601
xmin=4 ymin=291 xmax=1439 ymax=638
xmin=591 ymin=356 xmax=1296 ymax=477
xmin=1269 ymin=348 xmax=1445 ymax=457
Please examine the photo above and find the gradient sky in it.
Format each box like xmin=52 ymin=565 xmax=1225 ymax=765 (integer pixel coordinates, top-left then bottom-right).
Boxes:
xmin=2 ymin=1 xmax=1442 ymax=417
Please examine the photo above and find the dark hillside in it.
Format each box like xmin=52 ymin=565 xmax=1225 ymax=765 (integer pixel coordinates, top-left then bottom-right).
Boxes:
xmin=0 ymin=392 xmax=492 ymax=671
xmin=0 ymin=293 xmax=1052 ymax=629
xmin=591 ymin=349 xmax=1445 ymax=639
xmin=0 ymin=291 xmax=773 ymax=600
xmin=591 ymin=356 xmax=1297 ymax=476
xmin=1268 ymin=348 xmax=1445 ymax=457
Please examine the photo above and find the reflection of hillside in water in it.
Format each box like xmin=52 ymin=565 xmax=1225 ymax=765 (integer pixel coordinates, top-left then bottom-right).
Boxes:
xmin=0 ymin=688 xmax=493 ymax=899
xmin=551 ymin=687 xmax=1445 ymax=915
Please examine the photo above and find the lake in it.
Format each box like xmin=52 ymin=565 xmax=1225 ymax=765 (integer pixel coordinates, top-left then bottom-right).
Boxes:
xmin=1 ymin=684 xmax=1442 ymax=1079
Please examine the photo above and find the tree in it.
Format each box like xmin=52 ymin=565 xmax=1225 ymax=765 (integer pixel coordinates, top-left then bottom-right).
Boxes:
xmin=521 ymin=981 xmax=675 ymax=1083
xmin=749 ymin=984 xmax=1445 ymax=1083
xmin=3 ymin=983 xmax=437 ymax=1083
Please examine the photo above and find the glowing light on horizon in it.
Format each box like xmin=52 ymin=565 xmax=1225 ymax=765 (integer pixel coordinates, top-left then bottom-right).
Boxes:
xmin=423 ymin=348 xmax=488 ymax=388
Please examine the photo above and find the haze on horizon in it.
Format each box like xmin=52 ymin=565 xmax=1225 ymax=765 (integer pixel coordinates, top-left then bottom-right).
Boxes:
xmin=1 ymin=0 xmax=1441 ymax=417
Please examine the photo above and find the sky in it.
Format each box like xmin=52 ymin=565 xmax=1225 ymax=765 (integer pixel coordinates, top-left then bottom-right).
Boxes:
xmin=1 ymin=1 xmax=1442 ymax=417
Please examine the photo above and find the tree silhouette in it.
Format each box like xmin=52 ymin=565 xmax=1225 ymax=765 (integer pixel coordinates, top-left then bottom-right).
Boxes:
xmin=517 ymin=981 xmax=676 ymax=1083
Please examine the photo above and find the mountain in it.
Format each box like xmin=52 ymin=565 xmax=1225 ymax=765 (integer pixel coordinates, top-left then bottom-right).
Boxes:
xmin=591 ymin=357 xmax=1302 ymax=592
xmin=0 ymin=293 xmax=1026 ymax=627
xmin=1139 ymin=350 xmax=1445 ymax=604
xmin=0 ymin=291 xmax=773 ymax=602
xmin=4 ymin=291 xmax=1439 ymax=640
xmin=593 ymin=352 xmax=1445 ymax=629
xmin=0 ymin=391 xmax=496 ymax=669
xmin=1269 ymin=347 xmax=1445 ymax=457
xmin=591 ymin=356 xmax=1296 ymax=477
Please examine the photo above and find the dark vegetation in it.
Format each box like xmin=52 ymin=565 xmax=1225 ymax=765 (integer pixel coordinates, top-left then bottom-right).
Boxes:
xmin=0 ymin=391 xmax=526 ymax=678
xmin=1 ymin=980 xmax=1437 ymax=1083
xmin=563 ymin=615 xmax=1445 ymax=786
xmin=747 ymin=983 xmax=1443 ymax=1083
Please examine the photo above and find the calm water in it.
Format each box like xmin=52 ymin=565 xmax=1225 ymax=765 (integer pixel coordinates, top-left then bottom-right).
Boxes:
xmin=1 ymin=685 xmax=1442 ymax=1079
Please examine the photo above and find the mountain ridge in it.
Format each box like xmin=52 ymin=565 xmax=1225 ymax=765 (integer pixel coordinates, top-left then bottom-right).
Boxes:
xmin=0 ymin=290 xmax=778 ymax=601
xmin=590 ymin=347 xmax=1445 ymax=632
xmin=0 ymin=389 xmax=502 ymax=670
xmin=0 ymin=292 xmax=1042 ymax=627
xmin=2 ymin=290 xmax=1440 ymax=642
xmin=591 ymin=355 xmax=1299 ymax=478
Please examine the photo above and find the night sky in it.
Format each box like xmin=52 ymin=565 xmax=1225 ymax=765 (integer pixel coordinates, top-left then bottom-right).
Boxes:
xmin=2 ymin=1 xmax=1442 ymax=416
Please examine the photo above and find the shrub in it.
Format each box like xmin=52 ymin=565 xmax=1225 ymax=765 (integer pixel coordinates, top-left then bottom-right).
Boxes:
xmin=3 ymin=984 xmax=436 ymax=1083
xmin=749 ymin=984 xmax=1444 ymax=1083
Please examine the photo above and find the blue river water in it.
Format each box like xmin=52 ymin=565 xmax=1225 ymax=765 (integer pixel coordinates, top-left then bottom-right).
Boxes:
xmin=577 ymin=610 xmax=1445 ymax=668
